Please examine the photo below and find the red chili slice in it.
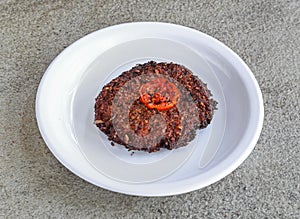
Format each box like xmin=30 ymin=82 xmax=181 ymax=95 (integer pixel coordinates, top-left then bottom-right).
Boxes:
xmin=139 ymin=78 xmax=180 ymax=111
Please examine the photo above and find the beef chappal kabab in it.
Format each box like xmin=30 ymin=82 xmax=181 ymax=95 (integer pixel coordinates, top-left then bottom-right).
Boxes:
xmin=94 ymin=61 xmax=217 ymax=152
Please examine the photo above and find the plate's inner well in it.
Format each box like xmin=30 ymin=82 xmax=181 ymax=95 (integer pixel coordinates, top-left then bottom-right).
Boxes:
xmin=71 ymin=38 xmax=226 ymax=183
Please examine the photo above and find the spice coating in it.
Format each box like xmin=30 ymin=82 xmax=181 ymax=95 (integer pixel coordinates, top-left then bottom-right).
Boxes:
xmin=94 ymin=61 xmax=217 ymax=152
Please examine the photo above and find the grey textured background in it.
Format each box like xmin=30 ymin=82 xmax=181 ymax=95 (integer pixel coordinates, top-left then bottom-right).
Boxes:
xmin=1 ymin=0 xmax=299 ymax=218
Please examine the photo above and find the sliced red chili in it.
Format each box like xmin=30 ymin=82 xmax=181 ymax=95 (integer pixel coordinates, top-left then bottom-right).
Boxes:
xmin=139 ymin=78 xmax=180 ymax=111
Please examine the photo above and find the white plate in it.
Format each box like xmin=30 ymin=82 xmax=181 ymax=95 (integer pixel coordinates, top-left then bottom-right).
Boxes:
xmin=36 ymin=22 xmax=264 ymax=196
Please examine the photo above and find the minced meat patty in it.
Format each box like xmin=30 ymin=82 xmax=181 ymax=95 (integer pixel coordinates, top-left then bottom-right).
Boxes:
xmin=94 ymin=61 xmax=217 ymax=152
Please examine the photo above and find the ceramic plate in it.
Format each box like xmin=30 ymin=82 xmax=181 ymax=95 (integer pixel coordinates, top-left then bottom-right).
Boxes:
xmin=36 ymin=22 xmax=264 ymax=196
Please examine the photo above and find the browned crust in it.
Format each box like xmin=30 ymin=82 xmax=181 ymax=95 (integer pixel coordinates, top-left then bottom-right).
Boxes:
xmin=94 ymin=61 xmax=217 ymax=152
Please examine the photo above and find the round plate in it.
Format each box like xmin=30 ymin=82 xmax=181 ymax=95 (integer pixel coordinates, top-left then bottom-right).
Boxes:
xmin=36 ymin=22 xmax=264 ymax=196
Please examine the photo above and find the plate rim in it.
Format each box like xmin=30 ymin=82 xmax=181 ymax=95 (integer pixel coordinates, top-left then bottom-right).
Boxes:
xmin=36 ymin=22 xmax=264 ymax=196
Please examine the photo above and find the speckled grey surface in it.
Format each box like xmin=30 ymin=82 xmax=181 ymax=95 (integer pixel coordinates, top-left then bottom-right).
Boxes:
xmin=1 ymin=0 xmax=299 ymax=218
